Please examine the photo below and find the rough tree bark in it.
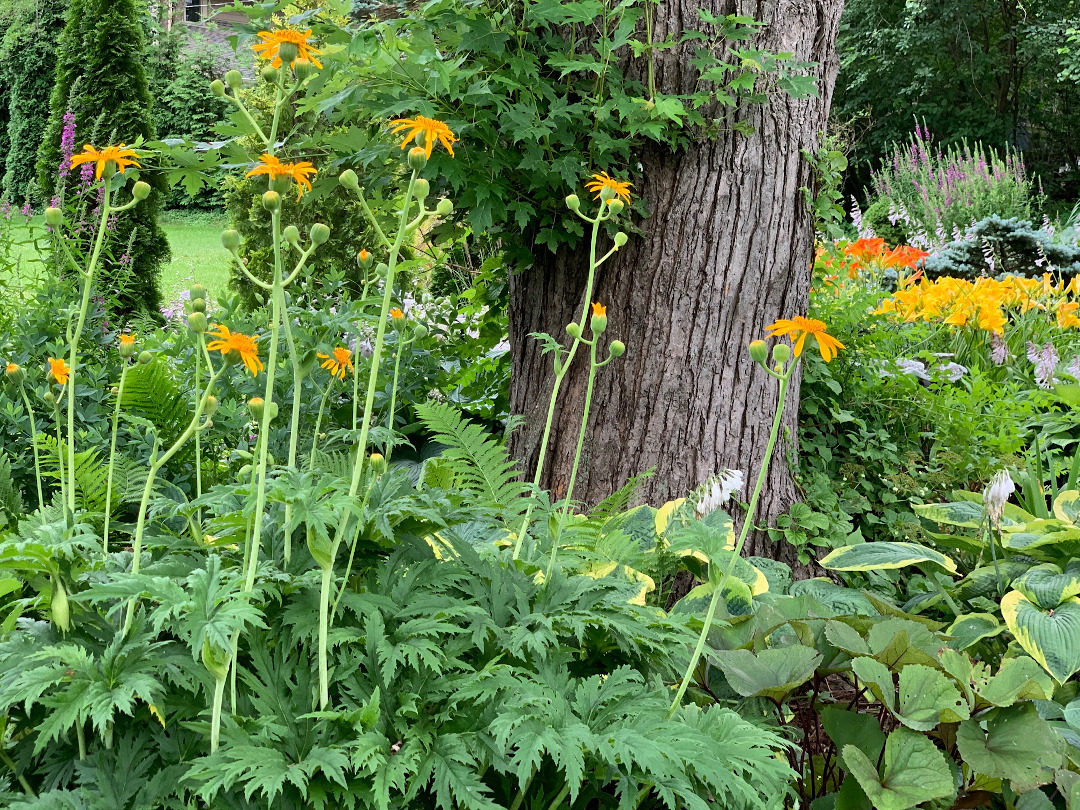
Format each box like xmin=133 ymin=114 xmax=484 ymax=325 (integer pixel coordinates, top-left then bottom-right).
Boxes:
xmin=509 ymin=0 xmax=845 ymax=564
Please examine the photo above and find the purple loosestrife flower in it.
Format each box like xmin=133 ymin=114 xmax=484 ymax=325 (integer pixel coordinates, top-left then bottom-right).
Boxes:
xmin=1027 ymin=341 xmax=1059 ymax=389
xmin=58 ymin=112 xmax=76 ymax=180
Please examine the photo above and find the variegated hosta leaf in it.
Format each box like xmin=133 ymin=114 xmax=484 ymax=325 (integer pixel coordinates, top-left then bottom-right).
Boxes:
xmin=1053 ymin=490 xmax=1080 ymax=524
xmin=946 ymin=613 xmax=1004 ymax=651
xmin=1001 ymin=591 xmax=1080 ymax=683
xmin=820 ymin=541 xmax=957 ymax=574
xmin=1012 ymin=562 xmax=1080 ymax=610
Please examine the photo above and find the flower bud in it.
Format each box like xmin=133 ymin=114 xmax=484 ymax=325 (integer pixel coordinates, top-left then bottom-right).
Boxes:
xmin=118 ymin=339 xmax=136 ymax=359
xmin=607 ymin=198 xmax=625 ymax=216
xmin=239 ymin=463 xmax=253 ymax=479
xmin=188 ymin=311 xmax=208 ymax=333
xmin=589 ymin=302 xmax=607 ymax=334
xmin=339 ymin=169 xmax=360 ymax=193
xmin=210 ymin=79 xmax=226 ymax=97
xmin=224 ymin=69 xmax=243 ymax=90
xmin=5 ymin=363 xmax=26 ymax=387
xmin=204 ymin=395 xmax=219 ymax=416
xmin=772 ymin=343 xmax=791 ymax=365
xmin=565 ymin=193 xmax=580 ymax=211
xmin=283 ymin=225 xmax=300 ymax=244
xmin=190 ymin=283 xmax=207 ymax=301
xmin=51 ymin=578 xmax=69 ymax=633
xmin=292 ymin=57 xmax=316 ymax=80
xmin=413 ymin=177 xmax=430 ymax=200
xmin=310 ymin=223 xmax=331 ymax=245
xmin=435 ymin=198 xmax=453 ymax=217
xmin=369 ymin=452 xmax=388 ymax=474
xmin=408 ymin=146 xmax=428 ymax=171
xmin=375 ymin=262 xmax=389 ymax=278
xmin=138 ymin=351 xmax=153 ymax=365
xmin=748 ymin=340 xmax=768 ymax=365
xmin=110 ymin=386 xmax=119 ymax=396
xmin=262 ymin=190 xmax=281 ymax=211
xmin=191 ymin=297 xmax=207 ymax=314
xmin=221 ymin=229 xmax=241 ymax=252
xmin=613 ymin=232 xmax=628 ymax=248
xmin=260 ymin=65 xmax=278 ymax=83
xmin=201 ymin=637 xmax=229 ymax=682
xmin=608 ymin=340 xmax=626 ymax=358
xmin=44 ymin=391 xmax=55 ymax=406
xmin=389 ymin=307 xmax=407 ymax=329
xmin=132 ymin=181 xmax=151 ymax=201
xmin=44 ymin=207 xmax=63 ymax=227
xmin=412 ymin=324 xmax=428 ymax=340
xmin=248 ymin=397 xmax=265 ymax=421
xmin=357 ymin=248 xmax=373 ymax=268
xmin=566 ymin=322 xmax=581 ymax=339
xmin=277 ymin=40 xmax=299 ymax=65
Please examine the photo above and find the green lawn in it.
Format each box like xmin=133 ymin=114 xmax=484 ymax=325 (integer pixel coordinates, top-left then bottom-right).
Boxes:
xmin=4 ymin=215 xmax=231 ymax=307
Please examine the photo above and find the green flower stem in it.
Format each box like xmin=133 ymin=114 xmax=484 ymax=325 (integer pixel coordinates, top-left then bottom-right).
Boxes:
xmin=281 ymin=306 xmax=304 ymax=567
xmin=544 ymin=783 xmax=571 ymax=810
xmin=64 ymin=186 xmax=112 ymax=515
xmin=53 ymin=397 xmax=66 ymax=508
xmin=666 ymin=360 xmax=794 ymax=718
xmin=317 ymin=563 xmax=333 ymax=709
xmin=244 ymin=207 xmax=285 ymax=592
xmin=17 ymin=386 xmax=44 ymax=511
xmin=75 ymin=722 xmax=85 ymax=761
xmin=210 ymin=674 xmax=227 ymax=753
xmin=308 ymin=380 xmax=335 ymax=472
xmin=384 ymin=331 xmax=408 ymax=460
xmin=102 ymin=362 xmax=130 ymax=556
xmin=0 ymin=745 xmax=34 ymax=797
xmin=509 ymin=772 xmax=535 ymax=810
xmin=125 ymin=357 xmax=221 ymax=633
xmin=193 ymin=344 xmax=203 ymax=505
xmin=351 ymin=271 xmax=375 ymax=430
xmin=329 ymin=475 xmax=377 ymax=622
xmin=512 ymin=205 xmax=609 ymax=560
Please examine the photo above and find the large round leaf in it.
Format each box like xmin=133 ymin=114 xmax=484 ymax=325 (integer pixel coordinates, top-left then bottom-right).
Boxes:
xmin=1001 ymin=591 xmax=1080 ymax=683
xmin=843 ymin=727 xmax=956 ymax=810
xmin=956 ymin=704 xmax=1062 ymax=792
xmin=709 ymin=646 xmax=822 ymax=701
xmin=820 ymin=542 xmax=957 ymax=575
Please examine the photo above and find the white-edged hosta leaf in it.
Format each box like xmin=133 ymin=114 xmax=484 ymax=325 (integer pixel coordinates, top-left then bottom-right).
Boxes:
xmin=1001 ymin=591 xmax=1080 ymax=683
xmin=819 ymin=542 xmax=957 ymax=574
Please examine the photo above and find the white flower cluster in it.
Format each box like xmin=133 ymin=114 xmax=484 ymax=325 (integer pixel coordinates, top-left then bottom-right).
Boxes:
xmin=694 ymin=469 xmax=745 ymax=519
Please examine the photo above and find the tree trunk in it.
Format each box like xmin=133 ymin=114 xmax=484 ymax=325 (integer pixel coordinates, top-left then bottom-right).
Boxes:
xmin=508 ymin=0 xmax=845 ymax=565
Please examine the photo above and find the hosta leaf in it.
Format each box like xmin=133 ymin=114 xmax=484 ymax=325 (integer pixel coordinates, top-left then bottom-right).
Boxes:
xmin=956 ymin=704 xmax=1062 ymax=792
xmin=820 ymin=542 xmax=957 ymax=574
xmin=709 ymin=646 xmax=822 ymax=700
xmin=1001 ymin=591 xmax=1080 ymax=682
xmin=1012 ymin=562 xmax=1080 ymax=610
xmin=894 ymin=664 xmax=969 ymax=730
xmin=913 ymin=500 xmax=986 ymax=528
xmin=946 ymin=613 xmax=1004 ymax=650
xmin=787 ymin=578 xmax=877 ymax=616
xmin=843 ymin=727 xmax=956 ymax=810
xmin=1053 ymin=490 xmax=1080 ymax=523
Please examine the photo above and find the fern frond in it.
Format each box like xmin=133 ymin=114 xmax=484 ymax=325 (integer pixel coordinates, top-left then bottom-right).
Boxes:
xmin=414 ymin=401 xmax=528 ymax=513
xmin=36 ymin=436 xmax=150 ymax=518
xmin=120 ymin=358 xmax=189 ymax=444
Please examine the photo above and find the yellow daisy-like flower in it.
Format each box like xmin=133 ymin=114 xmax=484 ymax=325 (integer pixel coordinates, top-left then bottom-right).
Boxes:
xmin=389 ymin=116 xmax=457 ymax=159
xmin=245 ymin=154 xmax=317 ymax=199
xmin=251 ymin=28 xmax=323 ymax=69
xmin=47 ymin=357 xmax=70 ymax=386
xmin=766 ymin=316 xmax=845 ymax=362
xmin=317 ymin=346 xmax=354 ymax=379
xmin=389 ymin=307 xmax=405 ymax=320
xmin=119 ymin=334 xmax=136 ymax=347
xmin=70 ymin=144 xmax=141 ymax=180
xmin=206 ymin=324 xmax=263 ymax=377
xmin=591 ymin=302 xmax=607 ymax=318
xmin=585 ymin=172 xmax=632 ymax=205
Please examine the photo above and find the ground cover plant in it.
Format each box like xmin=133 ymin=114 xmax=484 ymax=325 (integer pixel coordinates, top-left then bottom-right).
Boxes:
xmin=2 ymin=5 xmax=1080 ymax=810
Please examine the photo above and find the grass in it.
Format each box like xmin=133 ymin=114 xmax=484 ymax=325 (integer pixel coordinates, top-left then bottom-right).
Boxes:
xmin=2 ymin=213 xmax=231 ymax=308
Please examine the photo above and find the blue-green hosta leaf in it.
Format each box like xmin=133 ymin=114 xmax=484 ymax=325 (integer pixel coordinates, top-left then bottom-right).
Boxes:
xmin=894 ymin=664 xmax=970 ymax=730
xmin=913 ymin=500 xmax=986 ymax=529
xmin=1012 ymin=562 xmax=1080 ymax=610
xmin=1002 ymin=591 xmax=1080 ymax=683
xmin=843 ymin=727 xmax=956 ymax=810
xmin=709 ymin=646 xmax=822 ymax=700
xmin=956 ymin=704 xmax=1062 ymax=792
xmin=956 ymin=562 xmax=1031 ymax=601
xmin=1053 ymin=490 xmax=1080 ymax=523
xmin=787 ymin=578 xmax=877 ymax=616
xmin=819 ymin=542 xmax=957 ymax=575
xmin=673 ymin=576 xmax=754 ymax=623
xmin=946 ymin=613 xmax=1004 ymax=650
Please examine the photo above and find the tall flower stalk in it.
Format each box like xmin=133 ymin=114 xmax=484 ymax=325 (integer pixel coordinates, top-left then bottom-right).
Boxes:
xmin=5 ymin=364 xmax=43 ymax=511
xmin=102 ymin=335 xmax=137 ymax=555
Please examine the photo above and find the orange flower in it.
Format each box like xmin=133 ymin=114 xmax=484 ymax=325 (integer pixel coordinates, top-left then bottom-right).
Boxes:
xmin=766 ymin=316 xmax=845 ymax=362
xmin=119 ymin=334 xmax=136 ymax=347
xmin=245 ymin=154 xmax=317 ymax=199
xmin=591 ymin=302 xmax=607 ymax=318
xmin=70 ymin=144 xmax=141 ymax=180
xmin=206 ymin=324 xmax=263 ymax=377
xmin=389 ymin=308 xmax=405 ymax=320
xmin=47 ymin=357 xmax=70 ymax=386
xmin=251 ymin=28 xmax=323 ymax=69
xmin=585 ymin=172 xmax=632 ymax=205
xmin=389 ymin=116 xmax=457 ymax=159
xmin=317 ymin=346 xmax=354 ymax=379
xmin=1058 ymin=300 xmax=1080 ymax=329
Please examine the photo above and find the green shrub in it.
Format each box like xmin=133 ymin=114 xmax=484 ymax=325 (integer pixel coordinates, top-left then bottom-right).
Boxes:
xmin=36 ymin=0 xmax=169 ymax=317
xmin=923 ymin=215 xmax=1080 ymax=279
